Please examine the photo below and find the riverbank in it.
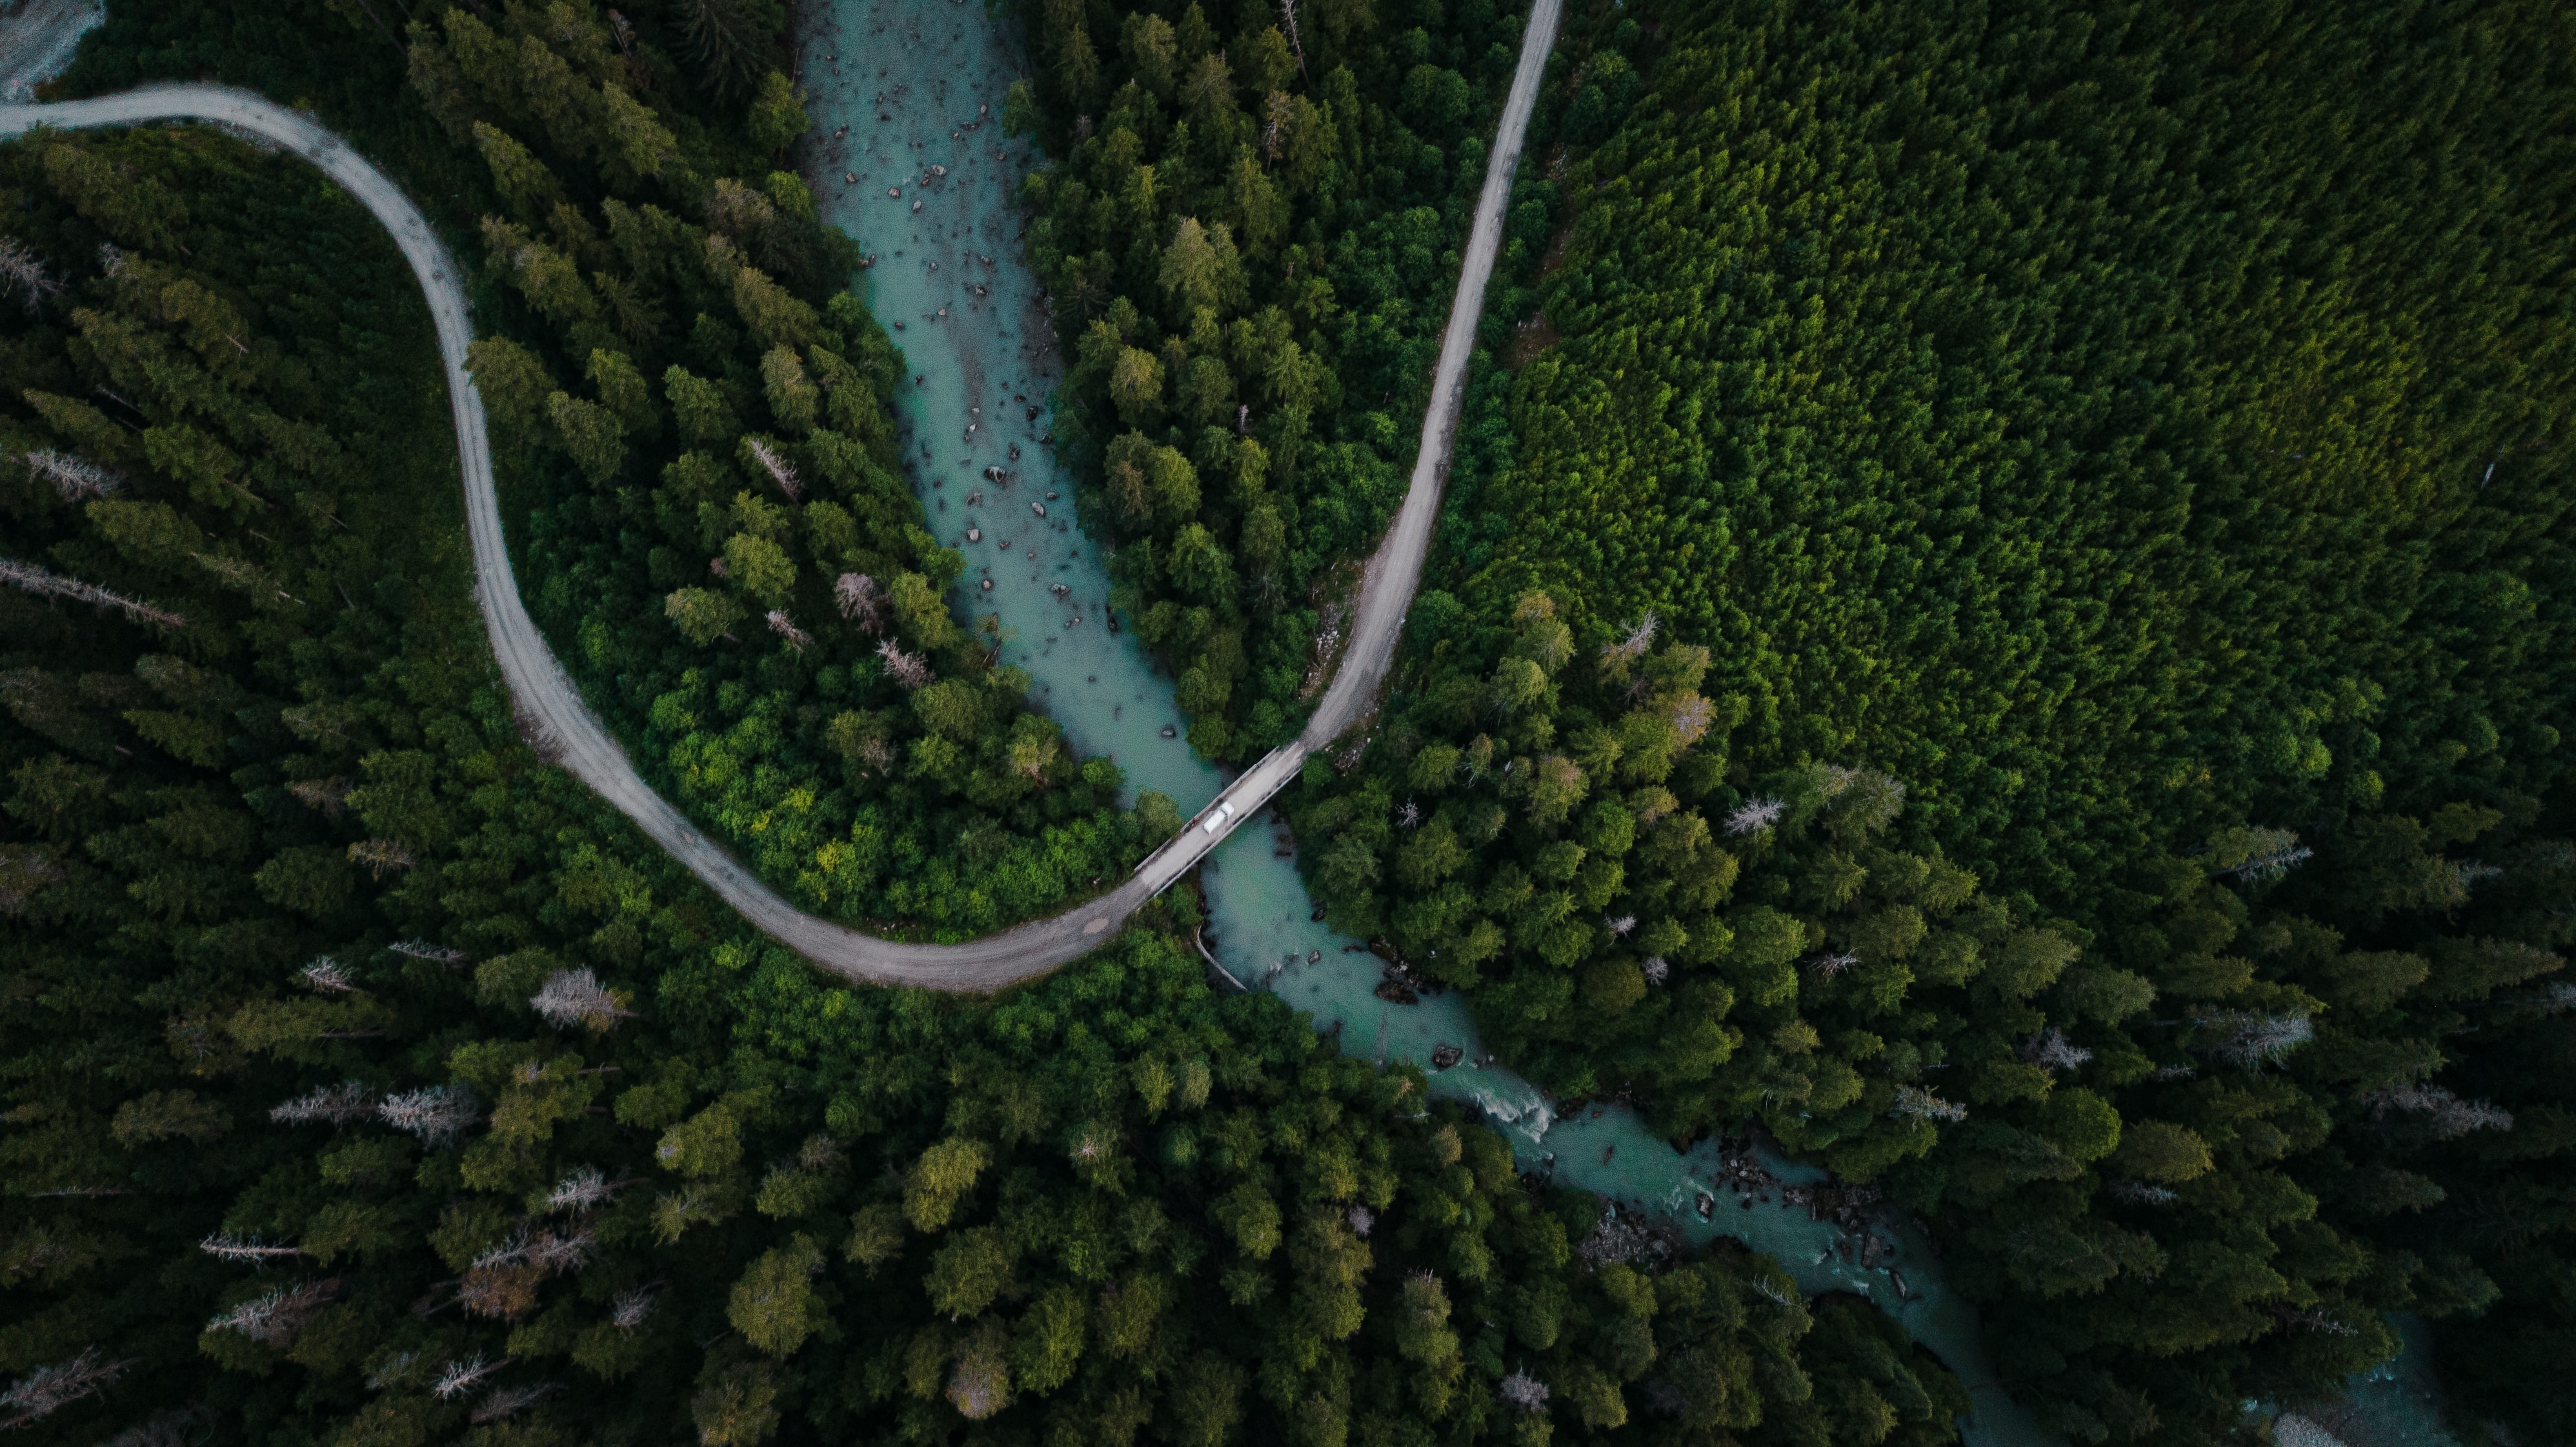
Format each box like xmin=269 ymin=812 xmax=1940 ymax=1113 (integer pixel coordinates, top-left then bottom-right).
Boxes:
xmin=785 ymin=0 xmax=2054 ymax=1438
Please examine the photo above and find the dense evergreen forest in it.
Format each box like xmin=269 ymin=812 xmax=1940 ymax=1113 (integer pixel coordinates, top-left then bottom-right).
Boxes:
xmin=1468 ymin=0 xmax=2576 ymax=900
xmin=51 ymin=0 xmax=1158 ymax=938
xmin=8 ymin=0 xmax=2575 ymax=1443
xmin=1276 ymin=0 xmax=2576 ymax=1439
xmin=0 ymin=9 xmax=1970 ymax=1446
xmin=1010 ymin=0 xmax=1555 ymax=762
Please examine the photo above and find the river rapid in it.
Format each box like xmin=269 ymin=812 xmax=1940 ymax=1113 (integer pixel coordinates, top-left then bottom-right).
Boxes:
xmin=792 ymin=1 xmax=2048 ymax=1439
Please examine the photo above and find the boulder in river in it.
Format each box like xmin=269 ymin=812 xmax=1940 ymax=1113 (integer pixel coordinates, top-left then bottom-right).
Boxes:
xmin=1031 ymin=501 xmax=1046 ymax=517
xmin=1430 ymin=1044 xmax=1463 ymax=1070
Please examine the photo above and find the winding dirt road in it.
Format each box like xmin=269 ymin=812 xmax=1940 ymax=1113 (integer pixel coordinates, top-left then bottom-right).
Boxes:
xmin=0 ymin=0 xmax=1562 ymax=990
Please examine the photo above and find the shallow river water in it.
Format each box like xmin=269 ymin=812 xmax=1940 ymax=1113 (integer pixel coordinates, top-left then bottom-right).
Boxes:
xmin=785 ymin=3 xmax=2293 ymax=1442
xmin=793 ymin=0 xmax=2048 ymax=1438
xmin=0 ymin=0 xmax=2439 ymax=1437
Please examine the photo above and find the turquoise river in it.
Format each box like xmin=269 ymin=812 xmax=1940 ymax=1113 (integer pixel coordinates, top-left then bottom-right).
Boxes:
xmin=779 ymin=1 xmax=2442 ymax=1442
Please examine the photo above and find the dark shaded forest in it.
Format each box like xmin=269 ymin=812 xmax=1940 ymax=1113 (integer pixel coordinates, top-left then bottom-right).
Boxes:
xmin=0 ymin=12 xmax=1967 ymax=1447
xmin=8 ymin=0 xmax=2576 ymax=1442
xmin=1278 ymin=0 xmax=2576 ymax=1439
xmin=53 ymin=0 xmax=1166 ymax=939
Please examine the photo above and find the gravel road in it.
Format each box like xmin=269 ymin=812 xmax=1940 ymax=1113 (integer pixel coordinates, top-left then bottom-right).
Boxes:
xmin=0 ymin=0 xmax=1562 ymax=989
xmin=0 ymin=0 xmax=103 ymax=102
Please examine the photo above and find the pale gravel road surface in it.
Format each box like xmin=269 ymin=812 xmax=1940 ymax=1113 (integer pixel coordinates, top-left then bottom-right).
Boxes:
xmin=0 ymin=0 xmax=1560 ymax=989
xmin=0 ymin=0 xmax=104 ymax=101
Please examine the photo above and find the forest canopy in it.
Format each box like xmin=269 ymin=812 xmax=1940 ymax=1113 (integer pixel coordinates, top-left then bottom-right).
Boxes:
xmin=1456 ymin=0 xmax=2576 ymax=902
xmin=51 ymin=0 xmax=1182 ymax=940
xmin=8 ymin=0 xmax=2576 ymax=1442
xmin=1011 ymin=0 xmax=1556 ymax=763
xmin=0 ymin=30 xmax=1962 ymax=1447
xmin=1274 ymin=0 xmax=2576 ymax=1439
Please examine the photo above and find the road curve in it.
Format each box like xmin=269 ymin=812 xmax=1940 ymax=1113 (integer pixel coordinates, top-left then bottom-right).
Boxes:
xmin=0 ymin=0 xmax=1561 ymax=991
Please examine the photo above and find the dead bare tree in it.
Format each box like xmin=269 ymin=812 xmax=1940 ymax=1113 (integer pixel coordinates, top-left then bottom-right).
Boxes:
xmin=199 ymin=1233 xmax=307 ymax=1265
xmin=15 ymin=449 xmax=125 ymax=501
xmin=2360 ymin=1083 xmax=2515 ymax=1137
xmin=1275 ymin=0 xmax=1307 ymax=75
xmin=609 ymin=1285 xmax=658 ymax=1330
xmin=1889 ymin=1084 xmax=1968 ymax=1124
xmin=378 ymin=1084 xmax=481 ymax=1145
xmin=299 ymin=957 xmax=359 ymax=994
xmin=1262 ymin=90 xmax=1294 ymax=161
xmin=765 ymin=609 xmax=813 ymax=649
xmin=206 ymin=1280 xmax=336 ymax=1346
xmin=1669 ymin=693 xmax=1716 ymax=745
xmin=1 ymin=1348 xmax=134 ymax=1428
xmin=1722 ymin=796 xmax=1784 ymax=836
xmin=2217 ymin=827 xmax=2314 ymax=883
xmin=2019 ymin=1027 xmax=2093 ymax=1073
xmin=432 ymin=1354 xmax=505 ymax=1401
xmin=835 ymin=572 xmax=889 ymax=632
xmin=530 ymin=968 xmax=637 ymax=1033
xmin=0 ymin=845 xmax=63 ymax=916
xmin=877 ymin=638 xmax=932 ymax=690
xmin=0 ymin=557 xmax=188 ymax=627
xmin=1599 ymin=609 xmax=1658 ymax=671
xmin=269 ymin=1080 xmax=376 ymax=1127
xmin=545 ymin=1165 xmax=633 ymax=1213
xmin=858 ymin=733 xmax=895 ymax=773
xmin=2200 ymin=1010 xmax=2315 ymax=1070
xmin=286 ymin=777 xmax=352 ymax=816
xmin=475 ymin=1225 xmax=594 ymax=1277
xmin=745 ymin=437 xmax=801 ymax=500
xmin=0 ymin=236 xmax=65 ymax=316
xmin=1498 ymin=1371 xmax=1549 ymax=1413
